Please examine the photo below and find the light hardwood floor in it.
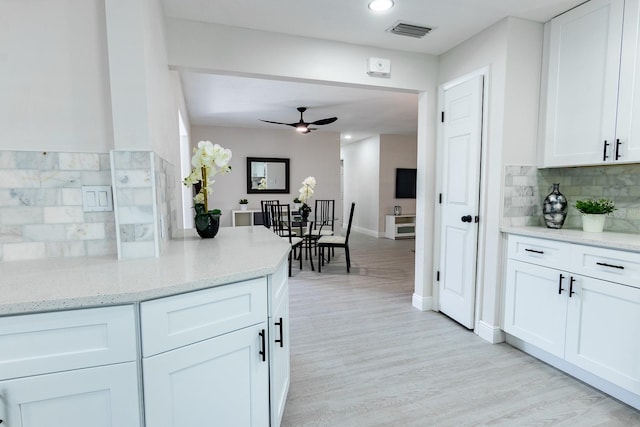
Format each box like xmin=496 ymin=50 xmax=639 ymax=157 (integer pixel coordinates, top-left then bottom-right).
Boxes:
xmin=281 ymin=233 xmax=640 ymax=426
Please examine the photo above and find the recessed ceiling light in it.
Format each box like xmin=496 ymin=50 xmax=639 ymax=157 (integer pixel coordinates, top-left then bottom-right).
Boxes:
xmin=368 ymin=0 xmax=394 ymax=12
xmin=344 ymin=135 xmax=352 ymax=140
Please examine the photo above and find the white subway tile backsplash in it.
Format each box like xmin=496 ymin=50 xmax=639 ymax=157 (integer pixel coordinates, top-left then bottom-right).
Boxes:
xmin=23 ymin=224 xmax=66 ymax=241
xmin=58 ymin=153 xmax=100 ymax=171
xmin=46 ymin=241 xmax=87 ymax=258
xmin=61 ymin=188 xmax=83 ymax=206
xmin=0 ymin=170 xmax=41 ymax=188
xmin=40 ymin=171 xmax=83 ymax=188
xmin=0 ymin=226 xmax=22 ymax=243
xmin=65 ymin=223 xmax=106 ymax=240
xmin=117 ymin=206 xmax=154 ymax=224
xmin=0 ymin=207 xmax=44 ymax=225
xmin=114 ymin=170 xmax=152 ymax=188
xmin=3 ymin=242 xmax=46 ymax=261
xmin=44 ymin=206 xmax=85 ymax=224
xmin=0 ymin=152 xmax=16 ymax=169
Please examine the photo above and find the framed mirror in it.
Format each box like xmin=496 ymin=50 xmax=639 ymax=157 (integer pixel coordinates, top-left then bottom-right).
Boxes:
xmin=247 ymin=157 xmax=290 ymax=194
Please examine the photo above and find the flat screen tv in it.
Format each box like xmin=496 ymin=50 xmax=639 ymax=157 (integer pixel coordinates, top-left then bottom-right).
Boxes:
xmin=395 ymin=168 xmax=417 ymax=199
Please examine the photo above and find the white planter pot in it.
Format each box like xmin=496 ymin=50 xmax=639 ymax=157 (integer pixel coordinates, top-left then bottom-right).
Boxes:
xmin=240 ymin=204 xmax=247 ymax=211
xmin=581 ymin=213 xmax=606 ymax=232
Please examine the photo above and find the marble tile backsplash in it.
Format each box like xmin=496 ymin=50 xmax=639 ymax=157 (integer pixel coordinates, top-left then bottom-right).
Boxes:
xmin=503 ymin=166 xmax=541 ymax=227
xmin=504 ymin=164 xmax=640 ymax=233
xmin=0 ymin=151 xmax=116 ymax=261
xmin=539 ymin=165 xmax=640 ymax=233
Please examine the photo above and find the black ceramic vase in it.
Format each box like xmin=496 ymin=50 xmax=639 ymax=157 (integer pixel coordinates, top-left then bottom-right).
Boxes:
xmin=542 ymin=183 xmax=568 ymax=229
xmin=300 ymin=204 xmax=311 ymax=221
xmin=194 ymin=204 xmax=220 ymax=238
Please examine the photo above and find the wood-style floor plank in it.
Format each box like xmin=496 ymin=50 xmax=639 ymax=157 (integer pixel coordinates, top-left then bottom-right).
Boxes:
xmin=281 ymin=233 xmax=640 ymax=426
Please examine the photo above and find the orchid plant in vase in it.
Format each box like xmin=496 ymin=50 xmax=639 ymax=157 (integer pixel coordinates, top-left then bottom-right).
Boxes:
xmin=183 ymin=141 xmax=232 ymax=237
xmin=298 ymin=176 xmax=316 ymax=219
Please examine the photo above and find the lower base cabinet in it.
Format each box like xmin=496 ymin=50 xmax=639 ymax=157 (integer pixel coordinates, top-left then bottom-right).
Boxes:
xmin=504 ymin=234 xmax=640 ymax=408
xmin=0 ymin=362 xmax=140 ymax=427
xmin=143 ymin=323 xmax=270 ymax=427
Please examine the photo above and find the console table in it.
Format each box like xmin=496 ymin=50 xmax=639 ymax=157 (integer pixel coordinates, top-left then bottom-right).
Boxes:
xmin=232 ymin=209 xmax=262 ymax=227
xmin=385 ymin=214 xmax=416 ymax=239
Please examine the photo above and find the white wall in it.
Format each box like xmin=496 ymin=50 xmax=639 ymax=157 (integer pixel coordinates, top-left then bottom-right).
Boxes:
xmin=0 ymin=0 xmax=113 ymax=152
xmin=190 ymin=126 xmax=341 ymax=227
xmin=379 ymin=134 xmax=417 ymax=232
xmin=341 ymin=136 xmax=381 ymax=236
xmin=437 ymin=17 xmax=544 ymax=341
xmin=165 ymin=19 xmax=437 ymax=92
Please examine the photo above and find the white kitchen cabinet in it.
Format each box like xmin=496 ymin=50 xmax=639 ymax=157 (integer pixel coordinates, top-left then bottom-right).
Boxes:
xmin=0 ymin=362 xmax=140 ymax=427
xmin=268 ymin=259 xmax=290 ymax=427
xmin=539 ymin=0 xmax=640 ymax=166
xmin=141 ymin=267 xmax=289 ymax=427
xmin=565 ymin=275 xmax=640 ymax=394
xmin=504 ymin=234 xmax=640 ymax=408
xmin=540 ymin=0 xmax=624 ymax=167
xmin=504 ymin=260 xmax=568 ymax=358
xmin=0 ymin=306 xmax=140 ymax=427
xmin=143 ymin=323 xmax=270 ymax=427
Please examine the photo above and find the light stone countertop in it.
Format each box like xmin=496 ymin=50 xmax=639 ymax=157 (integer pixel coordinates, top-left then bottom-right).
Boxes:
xmin=501 ymin=226 xmax=640 ymax=253
xmin=0 ymin=226 xmax=290 ymax=316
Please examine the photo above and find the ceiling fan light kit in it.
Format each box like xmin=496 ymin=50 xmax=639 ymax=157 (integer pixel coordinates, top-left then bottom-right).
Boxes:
xmin=260 ymin=107 xmax=337 ymax=134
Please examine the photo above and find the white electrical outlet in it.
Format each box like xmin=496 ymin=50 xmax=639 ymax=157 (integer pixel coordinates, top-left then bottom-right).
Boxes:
xmin=82 ymin=186 xmax=113 ymax=212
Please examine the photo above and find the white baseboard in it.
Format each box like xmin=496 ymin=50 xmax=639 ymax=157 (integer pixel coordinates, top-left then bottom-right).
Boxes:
xmin=352 ymin=225 xmax=379 ymax=238
xmin=412 ymin=294 xmax=433 ymax=311
xmin=475 ymin=320 xmax=505 ymax=344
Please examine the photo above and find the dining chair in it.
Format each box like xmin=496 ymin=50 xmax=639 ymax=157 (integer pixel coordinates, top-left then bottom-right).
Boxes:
xmin=261 ymin=200 xmax=279 ymax=228
xmin=318 ymin=202 xmax=355 ymax=273
xmin=270 ymin=203 xmax=304 ymax=276
xmin=305 ymin=199 xmax=335 ymax=257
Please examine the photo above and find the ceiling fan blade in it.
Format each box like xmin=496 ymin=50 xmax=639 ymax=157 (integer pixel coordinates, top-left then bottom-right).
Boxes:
xmin=310 ymin=117 xmax=338 ymax=126
xmin=259 ymin=119 xmax=297 ymax=127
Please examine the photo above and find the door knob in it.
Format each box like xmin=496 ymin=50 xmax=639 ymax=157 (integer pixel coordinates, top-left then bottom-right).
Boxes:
xmin=461 ymin=215 xmax=472 ymax=223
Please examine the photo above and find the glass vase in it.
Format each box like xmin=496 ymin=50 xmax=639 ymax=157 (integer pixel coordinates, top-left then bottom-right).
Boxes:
xmin=542 ymin=183 xmax=568 ymax=229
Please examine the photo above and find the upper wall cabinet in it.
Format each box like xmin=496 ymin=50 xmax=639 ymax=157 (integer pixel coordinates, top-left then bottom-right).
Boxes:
xmin=539 ymin=0 xmax=640 ymax=167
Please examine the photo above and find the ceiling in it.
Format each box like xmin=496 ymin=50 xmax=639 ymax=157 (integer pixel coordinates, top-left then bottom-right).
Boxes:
xmin=163 ymin=0 xmax=584 ymax=142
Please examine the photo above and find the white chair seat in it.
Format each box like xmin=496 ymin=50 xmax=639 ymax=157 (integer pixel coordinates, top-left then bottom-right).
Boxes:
xmin=305 ymin=229 xmax=333 ymax=237
xmin=317 ymin=235 xmax=345 ymax=245
xmin=289 ymin=236 xmax=303 ymax=246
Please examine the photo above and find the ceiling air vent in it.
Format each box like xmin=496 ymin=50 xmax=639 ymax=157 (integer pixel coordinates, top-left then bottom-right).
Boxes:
xmin=387 ymin=21 xmax=432 ymax=38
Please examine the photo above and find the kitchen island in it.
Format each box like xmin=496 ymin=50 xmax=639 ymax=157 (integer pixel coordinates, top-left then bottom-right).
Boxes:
xmin=0 ymin=226 xmax=291 ymax=427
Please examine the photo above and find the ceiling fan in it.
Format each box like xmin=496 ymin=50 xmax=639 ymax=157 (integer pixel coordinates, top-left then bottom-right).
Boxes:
xmin=260 ymin=107 xmax=338 ymax=134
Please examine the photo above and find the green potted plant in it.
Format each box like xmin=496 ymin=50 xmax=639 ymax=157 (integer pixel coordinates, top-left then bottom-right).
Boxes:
xmin=239 ymin=198 xmax=248 ymax=211
xmin=574 ymin=198 xmax=615 ymax=232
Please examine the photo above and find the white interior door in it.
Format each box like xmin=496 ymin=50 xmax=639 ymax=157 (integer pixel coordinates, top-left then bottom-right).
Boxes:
xmin=438 ymin=74 xmax=484 ymax=329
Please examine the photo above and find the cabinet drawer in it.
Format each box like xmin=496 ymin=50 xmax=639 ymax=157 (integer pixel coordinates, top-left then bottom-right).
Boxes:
xmin=571 ymin=245 xmax=640 ymax=288
xmin=0 ymin=305 xmax=136 ymax=380
xmin=140 ymin=278 xmax=268 ymax=357
xmin=507 ymin=235 xmax=571 ymax=269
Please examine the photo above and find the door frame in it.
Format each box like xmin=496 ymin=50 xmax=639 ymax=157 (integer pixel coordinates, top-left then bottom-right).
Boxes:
xmin=432 ymin=66 xmax=490 ymax=333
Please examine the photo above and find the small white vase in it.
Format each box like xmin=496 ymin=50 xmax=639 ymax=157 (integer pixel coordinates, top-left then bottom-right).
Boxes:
xmin=240 ymin=204 xmax=247 ymax=211
xmin=581 ymin=213 xmax=606 ymax=232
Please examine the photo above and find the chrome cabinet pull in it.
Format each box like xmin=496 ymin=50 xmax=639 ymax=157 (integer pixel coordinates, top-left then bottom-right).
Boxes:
xmin=597 ymin=262 xmax=624 ymax=270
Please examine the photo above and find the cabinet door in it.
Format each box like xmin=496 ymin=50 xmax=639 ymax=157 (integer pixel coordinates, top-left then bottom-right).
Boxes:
xmin=143 ymin=323 xmax=269 ymax=427
xmin=541 ymin=0 xmax=624 ymax=167
xmin=565 ymin=277 xmax=640 ymax=394
xmin=269 ymin=288 xmax=290 ymax=427
xmin=504 ymin=260 xmax=568 ymax=357
xmin=0 ymin=362 xmax=140 ymax=427
xmin=616 ymin=0 xmax=640 ymax=162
